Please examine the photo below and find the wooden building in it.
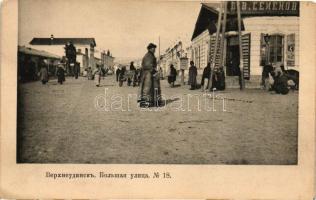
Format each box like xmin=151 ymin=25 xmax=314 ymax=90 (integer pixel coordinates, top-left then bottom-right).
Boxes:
xmin=30 ymin=36 xmax=97 ymax=73
xmin=18 ymin=46 xmax=61 ymax=82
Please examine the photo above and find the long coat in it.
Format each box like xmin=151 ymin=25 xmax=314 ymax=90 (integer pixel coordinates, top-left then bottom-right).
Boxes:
xmin=56 ymin=67 xmax=65 ymax=83
xmin=138 ymin=51 xmax=161 ymax=105
xmin=201 ymin=66 xmax=211 ymax=86
xmin=168 ymin=67 xmax=177 ymax=84
xmin=188 ymin=65 xmax=197 ymax=86
xmin=39 ymin=67 xmax=49 ymax=82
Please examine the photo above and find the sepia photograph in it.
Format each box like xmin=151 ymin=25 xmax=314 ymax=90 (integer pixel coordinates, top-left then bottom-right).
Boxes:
xmin=16 ymin=0 xmax=300 ymax=165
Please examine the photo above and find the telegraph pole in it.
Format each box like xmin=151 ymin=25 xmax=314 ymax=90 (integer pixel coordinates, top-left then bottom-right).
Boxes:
xmin=237 ymin=1 xmax=245 ymax=90
xmin=208 ymin=2 xmax=223 ymax=90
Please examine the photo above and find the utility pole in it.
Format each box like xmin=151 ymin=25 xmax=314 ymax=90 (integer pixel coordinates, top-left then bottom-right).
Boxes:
xmin=208 ymin=2 xmax=223 ymax=90
xmin=237 ymin=1 xmax=245 ymax=90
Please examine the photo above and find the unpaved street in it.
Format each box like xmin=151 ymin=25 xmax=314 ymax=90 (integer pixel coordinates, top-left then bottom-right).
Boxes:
xmin=17 ymin=76 xmax=298 ymax=164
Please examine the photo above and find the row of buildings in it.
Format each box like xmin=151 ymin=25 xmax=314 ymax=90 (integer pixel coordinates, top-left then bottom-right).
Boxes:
xmin=18 ymin=36 xmax=115 ymax=81
xmin=159 ymin=1 xmax=299 ymax=88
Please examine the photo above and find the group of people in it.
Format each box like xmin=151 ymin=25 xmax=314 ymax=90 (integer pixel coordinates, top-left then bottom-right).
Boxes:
xmin=115 ymin=62 xmax=141 ymax=87
xmin=38 ymin=59 xmax=66 ymax=85
xmin=261 ymin=62 xmax=299 ymax=95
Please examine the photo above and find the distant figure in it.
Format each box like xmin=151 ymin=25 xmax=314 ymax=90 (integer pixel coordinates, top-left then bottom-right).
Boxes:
xmin=87 ymin=67 xmax=93 ymax=80
xmin=65 ymin=41 xmax=77 ymax=76
xmin=94 ymin=66 xmax=102 ymax=87
xmin=39 ymin=60 xmax=49 ymax=84
xmin=116 ymin=67 xmax=121 ymax=82
xmin=56 ymin=63 xmax=65 ymax=84
xmin=138 ymin=43 xmax=162 ymax=107
xmin=159 ymin=67 xmax=164 ymax=80
xmin=130 ymin=61 xmax=136 ymax=71
xmin=128 ymin=62 xmax=136 ymax=86
xmin=167 ymin=64 xmax=177 ymax=87
xmin=201 ymin=62 xmax=211 ymax=91
xmin=74 ymin=62 xmax=80 ymax=79
xmin=188 ymin=61 xmax=197 ymax=90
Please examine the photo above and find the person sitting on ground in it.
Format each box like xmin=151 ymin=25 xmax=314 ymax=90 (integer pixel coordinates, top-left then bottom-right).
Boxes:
xmin=272 ymin=62 xmax=289 ymax=95
xmin=167 ymin=64 xmax=177 ymax=87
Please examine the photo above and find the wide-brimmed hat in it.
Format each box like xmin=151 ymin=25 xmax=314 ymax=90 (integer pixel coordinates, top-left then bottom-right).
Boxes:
xmin=147 ymin=43 xmax=157 ymax=49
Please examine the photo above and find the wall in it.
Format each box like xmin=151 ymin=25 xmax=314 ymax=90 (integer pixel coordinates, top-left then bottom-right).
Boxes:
xmin=243 ymin=16 xmax=300 ymax=75
xmin=191 ymin=29 xmax=211 ymax=70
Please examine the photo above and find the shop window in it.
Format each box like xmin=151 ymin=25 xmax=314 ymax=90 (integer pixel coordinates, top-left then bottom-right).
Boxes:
xmin=268 ymin=35 xmax=284 ymax=63
xmin=260 ymin=33 xmax=284 ymax=66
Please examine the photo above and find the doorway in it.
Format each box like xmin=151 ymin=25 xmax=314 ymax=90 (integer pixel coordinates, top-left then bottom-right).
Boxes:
xmin=226 ymin=44 xmax=240 ymax=76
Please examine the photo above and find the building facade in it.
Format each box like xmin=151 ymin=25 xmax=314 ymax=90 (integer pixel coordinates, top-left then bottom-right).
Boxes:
xmin=191 ymin=1 xmax=299 ymax=88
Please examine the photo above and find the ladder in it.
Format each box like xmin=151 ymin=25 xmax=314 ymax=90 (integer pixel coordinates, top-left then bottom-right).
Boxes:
xmin=208 ymin=1 xmax=245 ymax=90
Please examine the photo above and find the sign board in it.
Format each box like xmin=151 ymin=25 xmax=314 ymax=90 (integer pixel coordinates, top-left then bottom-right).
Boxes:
xmin=287 ymin=34 xmax=295 ymax=66
xmin=180 ymin=57 xmax=188 ymax=70
xmin=227 ymin=1 xmax=299 ymax=17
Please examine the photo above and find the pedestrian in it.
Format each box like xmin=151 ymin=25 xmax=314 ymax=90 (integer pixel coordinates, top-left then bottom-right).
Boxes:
xmin=188 ymin=61 xmax=198 ymax=90
xmin=74 ymin=62 xmax=80 ymax=79
xmin=116 ymin=66 xmax=121 ymax=82
xmin=128 ymin=62 xmax=136 ymax=86
xmin=201 ymin=62 xmax=211 ymax=91
xmin=87 ymin=67 xmax=93 ymax=80
xmin=39 ymin=59 xmax=49 ymax=85
xmin=94 ymin=66 xmax=102 ymax=87
xmin=56 ymin=63 xmax=65 ymax=84
xmin=138 ymin=43 xmax=162 ymax=107
xmin=159 ymin=67 xmax=164 ymax=80
xmin=118 ymin=66 xmax=127 ymax=87
xmin=167 ymin=64 xmax=177 ymax=87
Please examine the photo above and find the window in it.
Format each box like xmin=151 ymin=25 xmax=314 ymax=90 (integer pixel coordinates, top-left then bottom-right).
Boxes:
xmin=260 ymin=34 xmax=284 ymax=66
xmin=268 ymin=35 xmax=284 ymax=63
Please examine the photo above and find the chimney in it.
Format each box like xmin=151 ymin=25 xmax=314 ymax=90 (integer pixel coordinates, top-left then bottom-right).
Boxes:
xmin=50 ymin=34 xmax=54 ymax=45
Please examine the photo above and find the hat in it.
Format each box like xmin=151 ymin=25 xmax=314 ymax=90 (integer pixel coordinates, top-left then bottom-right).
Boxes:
xmin=147 ymin=43 xmax=157 ymax=49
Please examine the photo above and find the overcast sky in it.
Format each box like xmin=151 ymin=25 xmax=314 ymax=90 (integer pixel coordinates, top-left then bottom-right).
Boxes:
xmin=19 ymin=0 xmax=203 ymax=59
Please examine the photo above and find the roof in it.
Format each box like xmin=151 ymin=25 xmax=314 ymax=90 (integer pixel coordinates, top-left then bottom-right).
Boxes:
xmin=18 ymin=46 xmax=61 ymax=59
xmin=30 ymin=38 xmax=96 ymax=47
xmin=191 ymin=3 xmax=245 ymax=41
xmin=191 ymin=3 xmax=219 ymax=41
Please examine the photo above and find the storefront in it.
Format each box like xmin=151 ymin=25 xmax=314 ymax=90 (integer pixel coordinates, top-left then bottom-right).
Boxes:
xmin=191 ymin=1 xmax=299 ymax=88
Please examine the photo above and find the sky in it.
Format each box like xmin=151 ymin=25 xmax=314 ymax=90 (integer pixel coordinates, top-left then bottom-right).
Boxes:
xmin=18 ymin=0 xmax=203 ymax=60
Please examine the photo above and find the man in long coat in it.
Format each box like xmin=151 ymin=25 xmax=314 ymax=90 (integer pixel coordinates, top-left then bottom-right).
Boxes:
xmin=138 ymin=43 xmax=162 ymax=107
xmin=188 ymin=61 xmax=197 ymax=90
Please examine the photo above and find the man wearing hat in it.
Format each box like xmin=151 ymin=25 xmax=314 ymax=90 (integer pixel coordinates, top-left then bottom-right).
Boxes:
xmin=138 ymin=43 xmax=162 ymax=107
